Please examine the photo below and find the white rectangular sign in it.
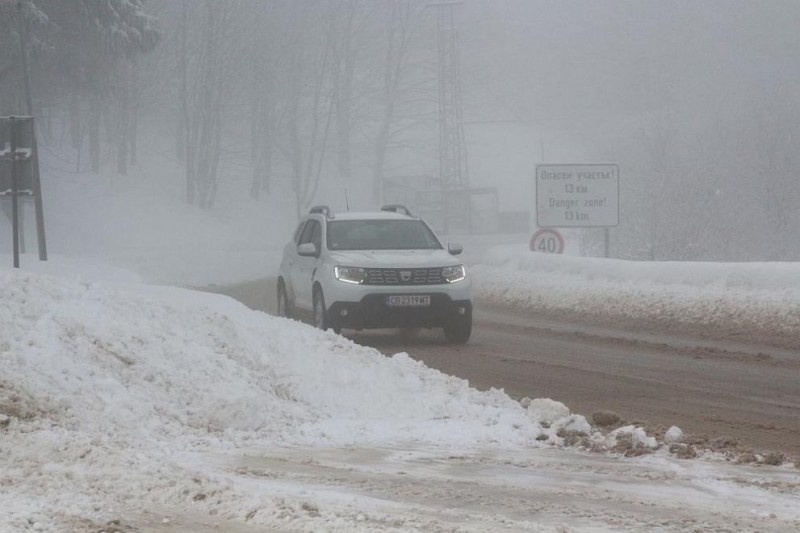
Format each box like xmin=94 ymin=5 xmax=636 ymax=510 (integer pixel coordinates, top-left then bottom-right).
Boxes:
xmin=536 ymin=164 xmax=619 ymax=227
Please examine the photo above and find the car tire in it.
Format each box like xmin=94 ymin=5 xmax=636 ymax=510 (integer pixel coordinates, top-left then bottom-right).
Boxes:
xmin=313 ymin=288 xmax=332 ymax=332
xmin=443 ymin=310 xmax=472 ymax=344
xmin=277 ymin=281 xmax=292 ymax=319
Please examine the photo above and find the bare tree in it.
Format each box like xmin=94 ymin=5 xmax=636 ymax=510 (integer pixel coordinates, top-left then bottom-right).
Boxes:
xmin=115 ymin=60 xmax=133 ymax=175
xmin=281 ymin=2 xmax=337 ymax=217
xmin=372 ymin=0 xmax=428 ymax=204
xmin=179 ymin=0 xmax=231 ymax=208
xmin=329 ymin=0 xmax=366 ymax=180
xmin=247 ymin=3 xmax=279 ymax=200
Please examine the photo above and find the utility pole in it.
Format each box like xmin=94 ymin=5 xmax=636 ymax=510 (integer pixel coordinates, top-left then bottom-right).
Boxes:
xmin=432 ymin=1 xmax=468 ymax=233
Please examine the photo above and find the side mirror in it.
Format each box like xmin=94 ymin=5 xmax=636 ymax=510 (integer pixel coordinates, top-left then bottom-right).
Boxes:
xmin=297 ymin=242 xmax=318 ymax=257
xmin=448 ymin=242 xmax=463 ymax=256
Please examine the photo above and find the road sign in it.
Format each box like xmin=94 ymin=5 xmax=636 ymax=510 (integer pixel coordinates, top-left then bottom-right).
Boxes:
xmin=536 ymin=164 xmax=619 ymax=228
xmin=1 ymin=116 xmax=35 ymax=195
xmin=1 ymin=116 xmax=47 ymax=267
xmin=530 ymin=228 xmax=564 ymax=254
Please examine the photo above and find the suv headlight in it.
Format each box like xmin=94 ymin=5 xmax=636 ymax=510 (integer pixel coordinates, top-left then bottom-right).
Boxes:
xmin=334 ymin=266 xmax=367 ymax=284
xmin=442 ymin=264 xmax=465 ymax=283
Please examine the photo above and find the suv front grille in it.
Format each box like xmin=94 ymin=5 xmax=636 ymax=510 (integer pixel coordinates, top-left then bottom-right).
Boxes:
xmin=364 ymin=268 xmax=444 ymax=285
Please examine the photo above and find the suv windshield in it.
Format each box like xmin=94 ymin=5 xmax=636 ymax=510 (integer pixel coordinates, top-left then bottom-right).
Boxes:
xmin=327 ymin=219 xmax=442 ymax=251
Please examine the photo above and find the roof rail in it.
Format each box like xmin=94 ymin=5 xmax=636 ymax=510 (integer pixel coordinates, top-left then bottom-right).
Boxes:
xmin=380 ymin=204 xmax=413 ymax=216
xmin=309 ymin=205 xmax=333 ymax=218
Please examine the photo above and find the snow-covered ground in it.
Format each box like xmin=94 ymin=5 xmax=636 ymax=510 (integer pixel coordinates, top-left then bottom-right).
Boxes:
xmin=471 ymin=244 xmax=800 ymax=350
xmin=3 ymin=264 xmax=800 ymax=532
xmin=2 ymin=167 xmax=800 ymax=531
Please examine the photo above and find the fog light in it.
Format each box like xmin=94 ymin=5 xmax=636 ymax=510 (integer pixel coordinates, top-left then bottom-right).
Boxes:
xmin=340 ymin=309 xmax=349 ymax=317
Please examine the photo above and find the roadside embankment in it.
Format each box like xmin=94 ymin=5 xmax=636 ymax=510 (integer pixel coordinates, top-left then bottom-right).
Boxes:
xmin=471 ymin=246 xmax=800 ymax=352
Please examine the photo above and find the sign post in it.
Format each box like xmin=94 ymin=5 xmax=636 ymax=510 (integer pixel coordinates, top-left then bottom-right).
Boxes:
xmin=535 ymin=164 xmax=619 ymax=257
xmin=10 ymin=117 xmax=20 ymax=267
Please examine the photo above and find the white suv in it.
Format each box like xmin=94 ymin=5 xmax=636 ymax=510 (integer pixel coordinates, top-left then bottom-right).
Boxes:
xmin=277 ymin=205 xmax=472 ymax=343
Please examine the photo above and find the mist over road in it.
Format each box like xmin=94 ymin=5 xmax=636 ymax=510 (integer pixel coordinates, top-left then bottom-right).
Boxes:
xmin=206 ymin=277 xmax=800 ymax=458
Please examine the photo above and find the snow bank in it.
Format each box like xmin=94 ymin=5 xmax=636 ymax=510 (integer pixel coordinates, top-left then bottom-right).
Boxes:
xmin=0 ymin=267 xmax=552 ymax=449
xmin=1 ymin=266 xmax=613 ymax=530
xmin=471 ymin=245 xmax=800 ymax=346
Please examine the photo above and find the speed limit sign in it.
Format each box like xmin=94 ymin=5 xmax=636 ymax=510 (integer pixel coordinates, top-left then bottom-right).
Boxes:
xmin=530 ymin=228 xmax=564 ymax=254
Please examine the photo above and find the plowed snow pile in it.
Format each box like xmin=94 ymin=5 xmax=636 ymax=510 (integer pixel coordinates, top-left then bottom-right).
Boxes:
xmin=0 ymin=267 xmax=605 ymax=531
xmin=472 ymin=245 xmax=800 ymax=348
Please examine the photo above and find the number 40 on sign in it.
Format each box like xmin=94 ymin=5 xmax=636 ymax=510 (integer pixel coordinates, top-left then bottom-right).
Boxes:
xmin=530 ymin=228 xmax=564 ymax=254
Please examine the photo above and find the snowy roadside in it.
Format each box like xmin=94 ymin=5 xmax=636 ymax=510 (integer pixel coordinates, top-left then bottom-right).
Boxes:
xmin=3 ymin=265 xmax=799 ymax=532
xmin=469 ymin=244 xmax=800 ymax=351
xmin=0 ymin=267 xmax=638 ymax=531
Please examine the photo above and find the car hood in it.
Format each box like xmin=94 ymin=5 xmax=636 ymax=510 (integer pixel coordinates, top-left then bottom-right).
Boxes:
xmin=327 ymin=249 xmax=461 ymax=268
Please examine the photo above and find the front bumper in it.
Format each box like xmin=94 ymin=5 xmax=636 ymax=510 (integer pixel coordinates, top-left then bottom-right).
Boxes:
xmin=327 ymin=294 xmax=472 ymax=329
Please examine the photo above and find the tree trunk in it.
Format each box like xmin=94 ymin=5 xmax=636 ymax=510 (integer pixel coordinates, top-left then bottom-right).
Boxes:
xmin=249 ymin=39 xmax=274 ymax=200
xmin=177 ymin=0 xmax=188 ymax=164
xmin=333 ymin=4 xmax=356 ymax=180
xmin=69 ymin=92 xmax=81 ymax=152
xmin=130 ymin=60 xmax=139 ymax=168
xmin=89 ymin=93 xmax=101 ymax=174
xmin=116 ymin=62 xmax=130 ymax=176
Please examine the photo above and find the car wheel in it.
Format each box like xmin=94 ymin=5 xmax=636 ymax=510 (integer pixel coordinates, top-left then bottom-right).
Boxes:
xmin=443 ymin=310 xmax=472 ymax=344
xmin=313 ymin=288 xmax=330 ymax=331
xmin=277 ymin=281 xmax=292 ymax=318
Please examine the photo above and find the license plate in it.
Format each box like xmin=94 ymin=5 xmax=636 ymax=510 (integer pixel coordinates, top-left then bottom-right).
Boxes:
xmin=386 ymin=295 xmax=431 ymax=307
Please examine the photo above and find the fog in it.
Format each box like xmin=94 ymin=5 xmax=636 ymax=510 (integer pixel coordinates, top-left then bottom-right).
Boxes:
xmin=2 ymin=0 xmax=800 ymax=261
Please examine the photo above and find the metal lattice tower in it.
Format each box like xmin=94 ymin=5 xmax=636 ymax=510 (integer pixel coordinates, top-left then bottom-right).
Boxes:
xmin=434 ymin=1 xmax=469 ymax=231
